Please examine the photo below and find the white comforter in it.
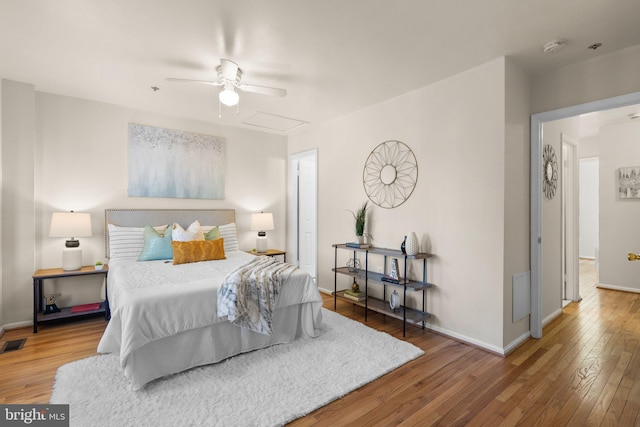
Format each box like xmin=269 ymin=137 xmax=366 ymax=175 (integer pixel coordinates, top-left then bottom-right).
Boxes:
xmin=97 ymin=251 xmax=323 ymax=370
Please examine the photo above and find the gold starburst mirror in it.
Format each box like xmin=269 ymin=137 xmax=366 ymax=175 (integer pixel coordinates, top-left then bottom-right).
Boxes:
xmin=543 ymin=144 xmax=558 ymax=200
xmin=363 ymin=140 xmax=418 ymax=209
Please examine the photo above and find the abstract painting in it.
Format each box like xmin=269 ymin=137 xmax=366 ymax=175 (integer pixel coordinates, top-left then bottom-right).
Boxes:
xmin=128 ymin=123 xmax=225 ymax=199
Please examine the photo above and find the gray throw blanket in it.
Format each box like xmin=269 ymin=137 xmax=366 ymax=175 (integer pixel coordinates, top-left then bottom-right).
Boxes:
xmin=217 ymin=256 xmax=297 ymax=335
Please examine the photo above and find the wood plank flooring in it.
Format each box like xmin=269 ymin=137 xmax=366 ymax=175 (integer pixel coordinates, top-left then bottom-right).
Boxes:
xmin=1 ymin=260 xmax=639 ymax=425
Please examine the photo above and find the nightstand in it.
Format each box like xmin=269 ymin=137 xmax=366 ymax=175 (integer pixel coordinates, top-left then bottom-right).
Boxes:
xmin=32 ymin=265 xmax=109 ymax=333
xmin=246 ymin=249 xmax=287 ymax=262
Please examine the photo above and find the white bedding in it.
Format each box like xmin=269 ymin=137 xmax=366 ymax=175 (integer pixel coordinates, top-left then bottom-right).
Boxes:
xmin=97 ymin=251 xmax=323 ymax=389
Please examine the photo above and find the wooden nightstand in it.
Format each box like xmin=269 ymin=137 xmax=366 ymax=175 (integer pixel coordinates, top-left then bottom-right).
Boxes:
xmin=32 ymin=265 xmax=109 ymax=333
xmin=246 ymin=249 xmax=287 ymax=262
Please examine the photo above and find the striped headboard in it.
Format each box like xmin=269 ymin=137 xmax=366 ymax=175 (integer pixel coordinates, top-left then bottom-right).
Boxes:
xmin=104 ymin=209 xmax=236 ymax=258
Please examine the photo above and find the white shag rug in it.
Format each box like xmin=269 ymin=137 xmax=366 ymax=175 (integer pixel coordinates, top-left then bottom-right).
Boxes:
xmin=51 ymin=309 xmax=423 ymax=427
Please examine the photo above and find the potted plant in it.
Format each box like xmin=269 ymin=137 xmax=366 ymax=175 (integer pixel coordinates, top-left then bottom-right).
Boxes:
xmin=350 ymin=201 xmax=369 ymax=244
xmin=95 ymin=261 xmax=104 ymax=271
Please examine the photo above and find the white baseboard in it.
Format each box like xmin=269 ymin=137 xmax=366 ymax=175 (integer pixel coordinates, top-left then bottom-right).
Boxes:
xmin=597 ymin=283 xmax=640 ymax=294
xmin=0 ymin=326 xmax=4 ymax=339
xmin=542 ymin=308 xmax=563 ymax=327
xmin=321 ymin=286 xmax=514 ymax=355
xmin=427 ymin=323 xmax=506 ymax=355
xmin=2 ymin=320 xmax=32 ymax=331
xmin=503 ymin=331 xmax=532 ymax=355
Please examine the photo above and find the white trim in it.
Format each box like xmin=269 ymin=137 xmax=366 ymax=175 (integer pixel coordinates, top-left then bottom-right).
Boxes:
xmin=504 ymin=331 xmax=532 ymax=355
xmin=324 ymin=285 xmax=533 ymax=355
xmin=597 ymin=283 xmax=640 ymax=294
xmin=318 ymin=287 xmax=332 ymax=295
xmin=2 ymin=320 xmax=32 ymax=330
xmin=542 ymin=308 xmax=563 ymax=327
xmin=562 ymin=134 xmax=580 ymax=302
xmin=530 ymin=90 xmax=640 ymax=339
xmin=425 ymin=324 xmax=506 ymax=355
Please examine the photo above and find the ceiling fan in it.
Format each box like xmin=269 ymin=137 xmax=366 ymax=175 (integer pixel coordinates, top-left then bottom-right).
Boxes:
xmin=166 ymin=58 xmax=287 ymax=108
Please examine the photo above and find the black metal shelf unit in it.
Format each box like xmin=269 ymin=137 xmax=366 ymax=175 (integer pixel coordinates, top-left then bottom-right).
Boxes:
xmin=332 ymin=243 xmax=434 ymax=337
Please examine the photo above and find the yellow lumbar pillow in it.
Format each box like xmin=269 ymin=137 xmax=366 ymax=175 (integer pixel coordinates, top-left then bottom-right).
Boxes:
xmin=171 ymin=238 xmax=226 ymax=265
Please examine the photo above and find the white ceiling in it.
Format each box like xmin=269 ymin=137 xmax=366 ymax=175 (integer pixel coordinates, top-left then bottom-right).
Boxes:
xmin=1 ymin=0 xmax=640 ymax=134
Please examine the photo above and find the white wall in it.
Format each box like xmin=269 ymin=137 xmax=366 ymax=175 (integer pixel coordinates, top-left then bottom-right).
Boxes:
xmin=598 ymin=121 xmax=640 ymax=292
xmin=0 ymin=78 xmax=3 ymax=330
xmin=289 ymin=58 xmax=509 ymax=351
xmin=1 ymin=89 xmax=288 ymax=325
xmin=503 ymin=58 xmax=531 ymax=346
xmin=2 ymin=80 xmax=36 ymax=326
xmin=579 ymin=158 xmax=599 ymax=259
xmin=532 ymin=44 xmax=640 ymax=114
xmin=579 ymin=135 xmax=599 ymax=158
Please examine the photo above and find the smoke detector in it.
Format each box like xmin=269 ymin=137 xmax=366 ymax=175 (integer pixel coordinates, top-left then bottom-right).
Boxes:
xmin=543 ymin=39 xmax=567 ymax=53
xmin=629 ymin=113 xmax=640 ymax=120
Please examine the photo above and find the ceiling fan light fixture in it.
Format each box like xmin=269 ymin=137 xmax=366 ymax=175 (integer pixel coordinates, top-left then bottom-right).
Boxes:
xmin=219 ymin=87 xmax=239 ymax=106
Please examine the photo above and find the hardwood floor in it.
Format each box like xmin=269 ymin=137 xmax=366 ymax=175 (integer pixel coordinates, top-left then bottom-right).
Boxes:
xmin=1 ymin=260 xmax=639 ymax=425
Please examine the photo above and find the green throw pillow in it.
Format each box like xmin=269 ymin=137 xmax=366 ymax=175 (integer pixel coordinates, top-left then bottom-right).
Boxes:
xmin=204 ymin=226 xmax=220 ymax=241
xmin=138 ymin=225 xmax=173 ymax=261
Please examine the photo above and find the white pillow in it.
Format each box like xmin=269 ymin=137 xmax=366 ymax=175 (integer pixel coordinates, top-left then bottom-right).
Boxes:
xmin=108 ymin=224 xmax=168 ymax=260
xmin=218 ymin=223 xmax=238 ymax=252
xmin=172 ymin=220 xmax=204 ymax=242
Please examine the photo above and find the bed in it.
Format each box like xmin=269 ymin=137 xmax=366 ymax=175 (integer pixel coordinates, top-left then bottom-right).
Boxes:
xmin=97 ymin=209 xmax=323 ymax=390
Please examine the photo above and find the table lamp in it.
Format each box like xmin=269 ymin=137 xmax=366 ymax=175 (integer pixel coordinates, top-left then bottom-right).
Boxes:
xmin=251 ymin=212 xmax=274 ymax=253
xmin=49 ymin=211 xmax=92 ymax=270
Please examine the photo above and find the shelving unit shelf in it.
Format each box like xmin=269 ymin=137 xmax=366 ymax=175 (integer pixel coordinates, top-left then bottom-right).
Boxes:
xmin=36 ymin=302 xmax=108 ymax=323
xmin=332 ymin=243 xmax=434 ymax=337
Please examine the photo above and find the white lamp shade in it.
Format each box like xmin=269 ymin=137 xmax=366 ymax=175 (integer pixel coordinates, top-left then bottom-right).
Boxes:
xmin=49 ymin=212 xmax=92 ymax=238
xmin=251 ymin=213 xmax=275 ymax=231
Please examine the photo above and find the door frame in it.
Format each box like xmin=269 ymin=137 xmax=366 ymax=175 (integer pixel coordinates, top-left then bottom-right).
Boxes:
xmin=561 ymin=134 xmax=580 ymax=302
xmin=530 ymin=90 xmax=640 ymax=338
xmin=288 ymin=148 xmax=318 ymax=278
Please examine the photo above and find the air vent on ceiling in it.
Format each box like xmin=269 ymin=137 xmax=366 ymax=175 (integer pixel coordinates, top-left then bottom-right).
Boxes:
xmin=243 ymin=112 xmax=309 ymax=133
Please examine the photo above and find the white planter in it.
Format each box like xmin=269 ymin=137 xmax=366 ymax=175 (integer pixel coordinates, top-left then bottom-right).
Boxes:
xmin=95 ymin=264 xmax=104 ymax=271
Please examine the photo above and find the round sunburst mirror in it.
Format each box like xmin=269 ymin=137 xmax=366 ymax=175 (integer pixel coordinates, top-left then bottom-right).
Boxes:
xmin=543 ymin=144 xmax=558 ymax=200
xmin=363 ymin=140 xmax=418 ymax=209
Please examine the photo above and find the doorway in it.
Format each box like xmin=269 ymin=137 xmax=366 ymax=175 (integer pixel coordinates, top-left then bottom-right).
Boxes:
xmin=530 ymin=90 xmax=640 ymax=339
xmin=289 ymin=149 xmax=318 ymax=283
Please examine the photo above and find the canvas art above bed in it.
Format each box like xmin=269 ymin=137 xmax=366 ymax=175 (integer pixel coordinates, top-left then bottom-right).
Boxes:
xmin=128 ymin=123 xmax=226 ymax=199
xmin=99 ymin=209 xmax=323 ymax=390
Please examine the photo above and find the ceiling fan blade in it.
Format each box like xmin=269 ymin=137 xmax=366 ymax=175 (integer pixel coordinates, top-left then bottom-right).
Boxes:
xmin=238 ymin=83 xmax=287 ymax=97
xmin=220 ymin=59 xmax=239 ymax=81
xmin=166 ymin=78 xmax=222 ymax=86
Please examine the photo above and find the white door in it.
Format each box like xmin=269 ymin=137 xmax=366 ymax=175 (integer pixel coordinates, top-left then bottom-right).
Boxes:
xmin=562 ymin=135 xmax=580 ymax=302
xmin=289 ymin=149 xmax=318 ymax=282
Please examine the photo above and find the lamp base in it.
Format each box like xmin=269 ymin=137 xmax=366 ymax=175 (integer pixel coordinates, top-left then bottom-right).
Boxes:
xmin=62 ymin=247 xmax=83 ymax=271
xmin=256 ymin=236 xmax=268 ymax=253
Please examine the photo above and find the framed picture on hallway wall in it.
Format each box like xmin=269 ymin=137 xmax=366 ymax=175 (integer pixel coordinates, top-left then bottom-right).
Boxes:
xmin=617 ymin=166 xmax=640 ymax=199
xmin=127 ymin=123 xmax=225 ymax=199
